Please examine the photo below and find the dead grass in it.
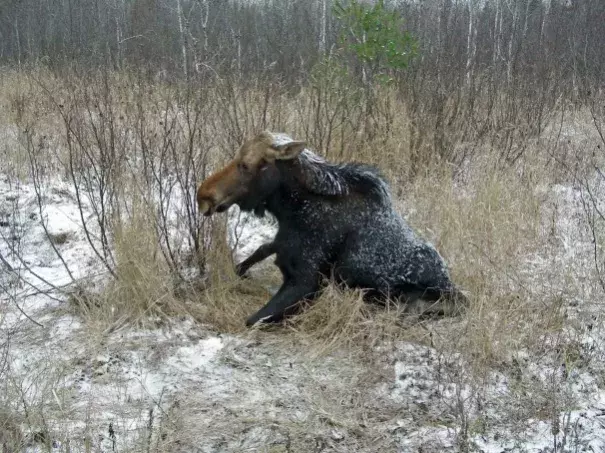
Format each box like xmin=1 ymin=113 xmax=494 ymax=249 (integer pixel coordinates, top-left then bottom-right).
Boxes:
xmin=286 ymin=285 xmax=405 ymax=357
xmin=68 ymin=211 xmax=176 ymax=331
xmin=44 ymin=65 xmax=583 ymax=368
xmin=0 ymin=66 xmax=602 ymax=451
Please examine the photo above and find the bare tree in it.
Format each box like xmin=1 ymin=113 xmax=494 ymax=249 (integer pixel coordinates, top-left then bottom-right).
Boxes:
xmin=319 ymin=0 xmax=327 ymax=54
xmin=465 ymin=0 xmax=478 ymax=86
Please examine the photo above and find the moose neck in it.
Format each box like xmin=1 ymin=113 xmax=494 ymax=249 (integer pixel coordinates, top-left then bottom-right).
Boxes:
xmin=263 ymin=189 xmax=293 ymax=222
xmin=263 ymin=178 xmax=310 ymax=226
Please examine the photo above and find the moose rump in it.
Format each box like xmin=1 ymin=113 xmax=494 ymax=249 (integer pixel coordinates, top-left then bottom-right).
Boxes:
xmin=197 ymin=131 xmax=466 ymax=326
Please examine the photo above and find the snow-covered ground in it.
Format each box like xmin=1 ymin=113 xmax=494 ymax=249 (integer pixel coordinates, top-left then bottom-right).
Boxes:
xmin=1 ymin=167 xmax=605 ymax=452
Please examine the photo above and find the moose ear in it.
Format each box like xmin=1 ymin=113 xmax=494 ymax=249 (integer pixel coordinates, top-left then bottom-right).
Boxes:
xmin=271 ymin=141 xmax=306 ymax=160
xmin=257 ymin=131 xmax=306 ymax=160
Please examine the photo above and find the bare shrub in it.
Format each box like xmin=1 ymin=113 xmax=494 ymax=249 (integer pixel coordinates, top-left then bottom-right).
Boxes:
xmin=0 ymin=409 xmax=22 ymax=453
xmin=2 ymin=69 xmax=218 ymax=326
xmin=569 ymin=97 xmax=605 ymax=295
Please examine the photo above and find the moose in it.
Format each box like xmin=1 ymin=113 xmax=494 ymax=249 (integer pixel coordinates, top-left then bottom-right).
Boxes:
xmin=197 ymin=131 xmax=467 ymax=327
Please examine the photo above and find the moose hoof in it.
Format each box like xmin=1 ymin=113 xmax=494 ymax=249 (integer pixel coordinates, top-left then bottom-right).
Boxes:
xmin=235 ymin=264 xmax=250 ymax=279
xmin=245 ymin=314 xmax=274 ymax=327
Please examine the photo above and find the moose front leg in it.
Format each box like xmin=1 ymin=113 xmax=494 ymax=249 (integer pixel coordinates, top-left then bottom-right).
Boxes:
xmin=246 ymin=279 xmax=319 ymax=326
xmin=235 ymin=242 xmax=277 ymax=277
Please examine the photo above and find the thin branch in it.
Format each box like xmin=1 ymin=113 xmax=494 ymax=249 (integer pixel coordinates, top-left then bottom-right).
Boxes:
xmin=0 ymin=253 xmax=43 ymax=327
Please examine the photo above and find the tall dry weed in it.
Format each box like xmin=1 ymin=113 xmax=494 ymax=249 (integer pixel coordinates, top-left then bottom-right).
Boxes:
xmin=0 ymin=67 xmax=587 ymax=359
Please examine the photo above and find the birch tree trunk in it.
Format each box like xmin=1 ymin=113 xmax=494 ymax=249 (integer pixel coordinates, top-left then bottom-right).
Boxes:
xmin=507 ymin=0 xmax=520 ymax=85
xmin=176 ymin=0 xmax=188 ymax=77
xmin=319 ymin=0 xmax=327 ymax=54
xmin=493 ymin=0 xmax=502 ymax=65
xmin=437 ymin=0 xmax=443 ymax=85
xmin=540 ymin=0 xmax=551 ymax=48
xmin=14 ymin=17 xmax=21 ymax=70
xmin=521 ymin=0 xmax=531 ymax=60
xmin=199 ymin=0 xmax=209 ymax=57
xmin=115 ymin=14 xmax=121 ymax=69
xmin=465 ymin=0 xmax=477 ymax=86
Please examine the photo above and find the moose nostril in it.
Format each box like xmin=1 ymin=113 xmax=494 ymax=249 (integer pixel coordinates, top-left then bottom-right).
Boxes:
xmin=198 ymin=198 xmax=214 ymax=216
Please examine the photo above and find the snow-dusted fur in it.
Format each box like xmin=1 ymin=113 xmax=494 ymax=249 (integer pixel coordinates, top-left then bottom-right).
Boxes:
xmin=199 ymin=131 xmax=466 ymax=326
xmin=294 ymin=149 xmax=391 ymax=202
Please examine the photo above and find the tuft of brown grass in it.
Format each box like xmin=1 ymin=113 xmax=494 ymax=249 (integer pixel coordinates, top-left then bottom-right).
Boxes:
xmin=288 ymin=285 xmax=397 ymax=356
xmin=396 ymin=156 xmax=575 ymax=386
xmin=68 ymin=198 xmax=180 ymax=331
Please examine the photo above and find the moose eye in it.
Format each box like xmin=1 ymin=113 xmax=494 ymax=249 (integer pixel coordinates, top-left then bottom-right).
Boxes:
xmin=238 ymin=162 xmax=249 ymax=173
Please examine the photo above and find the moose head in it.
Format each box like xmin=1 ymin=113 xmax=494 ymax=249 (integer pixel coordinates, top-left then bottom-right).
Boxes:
xmin=197 ymin=131 xmax=307 ymax=217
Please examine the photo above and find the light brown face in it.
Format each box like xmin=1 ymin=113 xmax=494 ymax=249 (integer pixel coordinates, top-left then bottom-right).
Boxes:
xmin=196 ymin=132 xmax=306 ymax=216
